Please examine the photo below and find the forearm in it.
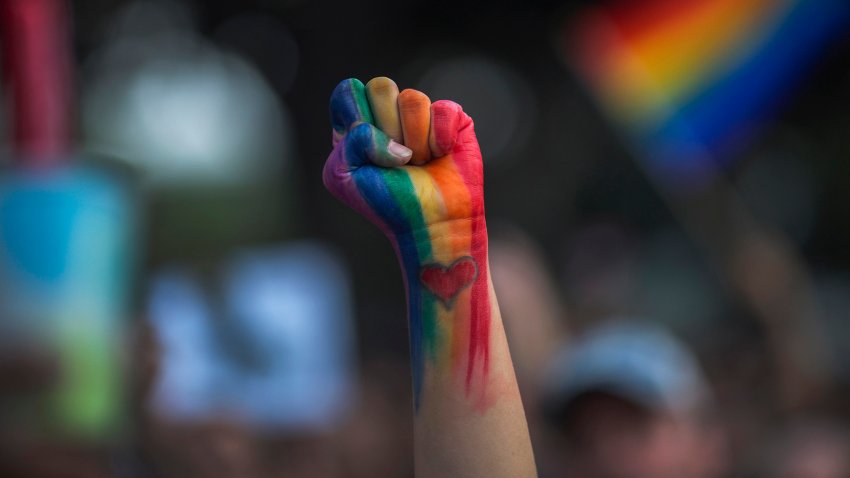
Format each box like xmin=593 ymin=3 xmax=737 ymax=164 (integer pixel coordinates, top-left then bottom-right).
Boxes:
xmin=393 ymin=222 xmax=537 ymax=478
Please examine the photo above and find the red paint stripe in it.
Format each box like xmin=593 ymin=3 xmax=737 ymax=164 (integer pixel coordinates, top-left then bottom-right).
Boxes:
xmin=445 ymin=115 xmax=491 ymax=392
xmin=466 ymin=213 xmax=490 ymax=392
xmin=430 ymin=100 xmax=491 ymax=393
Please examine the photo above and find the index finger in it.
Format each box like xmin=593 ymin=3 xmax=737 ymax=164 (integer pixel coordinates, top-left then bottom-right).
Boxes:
xmin=330 ymin=78 xmax=375 ymax=145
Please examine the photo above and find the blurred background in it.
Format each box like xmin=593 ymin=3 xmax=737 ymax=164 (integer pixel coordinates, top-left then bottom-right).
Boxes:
xmin=1 ymin=0 xmax=850 ymax=476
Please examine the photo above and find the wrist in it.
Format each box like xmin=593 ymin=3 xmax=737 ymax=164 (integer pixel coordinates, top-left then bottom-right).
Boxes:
xmin=391 ymin=217 xmax=493 ymax=410
xmin=394 ymin=218 xmax=488 ymax=271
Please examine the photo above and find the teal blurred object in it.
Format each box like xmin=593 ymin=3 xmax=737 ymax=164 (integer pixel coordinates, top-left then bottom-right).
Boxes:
xmin=0 ymin=165 xmax=135 ymax=440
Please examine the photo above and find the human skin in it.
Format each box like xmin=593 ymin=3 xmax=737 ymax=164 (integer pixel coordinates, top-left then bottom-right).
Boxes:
xmin=323 ymin=76 xmax=537 ymax=477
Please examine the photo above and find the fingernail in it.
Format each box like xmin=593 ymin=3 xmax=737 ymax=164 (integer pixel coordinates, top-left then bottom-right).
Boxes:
xmin=388 ymin=140 xmax=413 ymax=160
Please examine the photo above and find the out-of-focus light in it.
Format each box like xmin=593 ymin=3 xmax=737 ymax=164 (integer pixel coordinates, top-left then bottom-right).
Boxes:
xmin=148 ymin=243 xmax=356 ymax=432
xmin=147 ymin=268 xmax=218 ymax=420
xmin=413 ymin=54 xmax=536 ymax=164
xmin=81 ymin=1 xmax=291 ymax=187
xmin=221 ymin=243 xmax=356 ymax=431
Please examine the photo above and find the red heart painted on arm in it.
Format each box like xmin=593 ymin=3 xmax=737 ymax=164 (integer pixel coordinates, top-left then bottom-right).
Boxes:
xmin=420 ymin=256 xmax=479 ymax=307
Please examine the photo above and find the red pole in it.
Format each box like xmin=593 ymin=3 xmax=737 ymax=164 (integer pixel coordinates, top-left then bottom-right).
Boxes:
xmin=0 ymin=0 xmax=72 ymax=166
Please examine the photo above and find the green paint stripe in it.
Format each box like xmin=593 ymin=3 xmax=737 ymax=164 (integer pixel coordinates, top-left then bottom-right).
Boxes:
xmin=380 ymin=168 xmax=441 ymax=359
xmin=351 ymin=79 xmax=374 ymax=125
xmin=380 ymin=168 xmax=431 ymax=258
xmin=422 ymin=293 xmax=440 ymax=361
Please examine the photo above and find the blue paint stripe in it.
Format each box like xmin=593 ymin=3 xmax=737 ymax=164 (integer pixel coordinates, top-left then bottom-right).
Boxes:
xmin=348 ymin=150 xmax=428 ymax=409
xmin=330 ymin=79 xmax=374 ymax=133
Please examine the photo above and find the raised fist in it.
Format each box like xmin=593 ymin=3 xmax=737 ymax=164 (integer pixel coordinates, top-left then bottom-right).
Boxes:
xmin=323 ymin=75 xmax=485 ymax=243
xmin=323 ymin=77 xmax=491 ymax=407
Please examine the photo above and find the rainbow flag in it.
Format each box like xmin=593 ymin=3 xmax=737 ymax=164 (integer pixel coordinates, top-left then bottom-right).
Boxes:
xmin=566 ymin=0 xmax=849 ymax=186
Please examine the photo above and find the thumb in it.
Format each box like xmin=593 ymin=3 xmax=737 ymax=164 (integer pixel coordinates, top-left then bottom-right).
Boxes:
xmin=344 ymin=122 xmax=413 ymax=168
xmin=323 ymin=123 xmax=412 ymax=199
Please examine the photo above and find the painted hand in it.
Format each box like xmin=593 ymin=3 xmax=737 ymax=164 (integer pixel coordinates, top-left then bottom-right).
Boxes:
xmin=323 ymin=77 xmax=484 ymax=245
xmin=323 ymin=77 xmax=491 ymax=408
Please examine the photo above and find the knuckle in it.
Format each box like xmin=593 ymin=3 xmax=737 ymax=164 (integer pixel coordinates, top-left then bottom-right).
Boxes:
xmin=367 ymin=77 xmax=397 ymax=94
xmin=399 ymin=89 xmax=430 ymax=109
xmin=433 ymin=99 xmax=461 ymax=111
xmin=349 ymin=122 xmax=373 ymax=140
xmin=345 ymin=122 xmax=375 ymax=152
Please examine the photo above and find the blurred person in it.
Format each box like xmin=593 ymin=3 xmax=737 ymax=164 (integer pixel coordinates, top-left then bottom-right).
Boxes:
xmin=322 ymin=76 xmax=537 ymax=477
xmin=145 ymin=418 xmax=266 ymax=478
xmin=562 ymin=222 xmax=638 ymax=329
xmin=138 ymin=243 xmax=358 ymax=478
xmin=542 ymin=322 xmax=727 ymax=478
xmin=0 ymin=346 xmax=113 ymax=478
xmin=490 ymin=226 xmax=569 ymax=397
xmin=334 ymin=361 xmax=413 ymax=478
xmin=136 ymin=308 xmax=267 ymax=478
xmin=763 ymin=420 xmax=850 ymax=478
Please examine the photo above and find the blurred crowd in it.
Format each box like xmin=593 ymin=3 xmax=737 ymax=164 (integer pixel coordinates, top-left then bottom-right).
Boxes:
xmin=1 ymin=0 xmax=850 ymax=477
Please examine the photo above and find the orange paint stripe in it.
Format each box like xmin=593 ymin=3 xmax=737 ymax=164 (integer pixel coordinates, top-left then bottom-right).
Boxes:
xmin=426 ymin=154 xmax=473 ymax=253
xmin=426 ymin=154 xmax=473 ymax=370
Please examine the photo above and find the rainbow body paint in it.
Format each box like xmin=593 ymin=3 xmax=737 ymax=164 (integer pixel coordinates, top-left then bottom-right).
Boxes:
xmin=323 ymin=78 xmax=491 ymax=410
